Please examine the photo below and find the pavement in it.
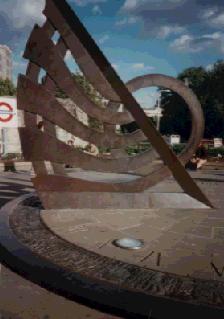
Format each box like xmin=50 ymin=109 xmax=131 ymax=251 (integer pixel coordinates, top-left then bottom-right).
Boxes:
xmin=0 ymin=169 xmax=224 ymax=318
xmin=41 ymin=169 xmax=224 ymax=282
xmin=0 ymin=171 xmax=33 ymax=207
xmin=0 ymin=172 xmax=122 ymax=319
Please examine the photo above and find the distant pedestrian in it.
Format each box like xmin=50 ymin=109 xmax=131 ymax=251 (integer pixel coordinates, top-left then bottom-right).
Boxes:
xmin=185 ymin=142 xmax=208 ymax=170
xmin=195 ymin=142 xmax=207 ymax=169
xmin=67 ymin=139 xmax=75 ymax=147
xmin=37 ymin=121 xmax=44 ymax=130
xmin=66 ymin=140 xmax=75 ymax=168
xmin=185 ymin=155 xmax=198 ymax=171
xmin=84 ymin=143 xmax=99 ymax=156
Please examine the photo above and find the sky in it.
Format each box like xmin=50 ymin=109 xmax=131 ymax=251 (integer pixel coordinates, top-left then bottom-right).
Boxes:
xmin=0 ymin=0 xmax=224 ymax=108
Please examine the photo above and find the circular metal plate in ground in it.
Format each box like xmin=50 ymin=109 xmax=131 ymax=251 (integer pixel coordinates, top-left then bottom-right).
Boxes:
xmin=112 ymin=238 xmax=144 ymax=250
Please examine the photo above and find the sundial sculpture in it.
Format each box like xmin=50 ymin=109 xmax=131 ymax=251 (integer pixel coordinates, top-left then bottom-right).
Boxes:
xmin=17 ymin=0 xmax=212 ymax=210
xmin=2 ymin=1 xmax=224 ymax=319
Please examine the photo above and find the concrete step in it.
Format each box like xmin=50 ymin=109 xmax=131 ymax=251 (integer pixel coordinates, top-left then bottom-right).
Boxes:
xmin=38 ymin=190 xmax=209 ymax=210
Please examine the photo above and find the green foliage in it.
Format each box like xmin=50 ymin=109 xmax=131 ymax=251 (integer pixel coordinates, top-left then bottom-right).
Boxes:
xmin=1 ymin=153 xmax=21 ymax=160
xmin=160 ymin=92 xmax=191 ymax=140
xmin=207 ymin=147 xmax=224 ymax=157
xmin=55 ymin=86 xmax=67 ymax=99
xmin=73 ymin=72 xmax=104 ymax=130
xmin=55 ymin=71 xmax=104 ymax=130
xmin=171 ymin=143 xmax=186 ymax=155
xmin=178 ymin=67 xmax=208 ymax=93
xmin=121 ymin=117 xmax=156 ymax=134
xmin=0 ymin=78 xmax=16 ymax=96
xmin=171 ymin=144 xmax=224 ymax=157
xmin=98 ymin=146 xmax=111 ymax=154
xmin=73 ymin=72 xmax=104 ymax=106
xmin=55 ymin=71 xmax=104 ymax=105
xmin=125 ymin=142 xmax=152 ymax=155
xmin=160 ymin=61 xmax=224 ymax=140
xmin=88 ymin=116 xmax=103 ymax=131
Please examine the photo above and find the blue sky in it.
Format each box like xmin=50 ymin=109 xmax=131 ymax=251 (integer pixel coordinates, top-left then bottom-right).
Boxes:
xmin=0 ymin=0 xmax=224 ymax=108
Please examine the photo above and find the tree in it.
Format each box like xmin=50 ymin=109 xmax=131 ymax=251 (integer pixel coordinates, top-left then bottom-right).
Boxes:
xmin=198 ymin=61 xmax=224 ymax=138
xmin=160 ymin=62 xmax=224 ymax=140
xmin=55 ymin=71 xmax=104 ymax=130
xmin=0 ymin=78 xmax=16 ymax=96
xmin=160 ymin=90 xmax=191 ymax=140
xmin=55 ymin=71 xmax=104 ymax=105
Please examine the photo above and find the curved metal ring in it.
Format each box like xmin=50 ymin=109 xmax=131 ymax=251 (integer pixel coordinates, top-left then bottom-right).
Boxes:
xmin=126 ymin=73 xmax=204 ymax=166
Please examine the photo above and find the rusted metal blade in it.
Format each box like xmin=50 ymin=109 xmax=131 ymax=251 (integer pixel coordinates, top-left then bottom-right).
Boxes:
xmin=19 ymin=127 xmax=157 ymax=175
xmin=32 ymin=165 xmax=170 ymax=193
xmin=17 ymin=75 xmax=145 ymax=148
xmin=44 ymin=1 xmax=120 ymax=102
xmin=23 ymin=25 xmax=133 ymax=125
xmin=42 ymin=0 xmax=213 ymax=208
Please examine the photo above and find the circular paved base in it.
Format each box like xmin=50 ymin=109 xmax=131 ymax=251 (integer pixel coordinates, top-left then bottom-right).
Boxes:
xmin=1 ymin=194 xmax=224 ymax=319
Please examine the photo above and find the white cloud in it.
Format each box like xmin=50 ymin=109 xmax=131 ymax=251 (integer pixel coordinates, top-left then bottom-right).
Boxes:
xmin=170 ymin=34 xmax=201 ymax=52
xmin=205 ymin=63 xmax=214 ymax=71
xmin=98 ymin=34 xmax=109 ymax=44
xmin=13 ymin=60 xmax=27 ymax=69
xmin=112 ymin=63 xmax=119 ymax=71
xmin=110 ymin=62 xmax=155 ymax=74
xmin=65 ymin=50 xmax=72 ymax=61
xmin=0 ymin=0 xmax=107 ymax=28
xmin=134 ymin=89 xmax=160 ymax=109
xmin=13 ymin=58 xmax=27 ymax=78
xmin=115 ymin=16 xmax=138 ymax=27
xmin=115 ymin=18 xmax=126 ymax=26
xmin=122 ymin=0 xmax=186 ymax=12
xmin=92 ymin=5 xmax=102 ymax=15
xmin=202 ymin=32 xmax=222 ymax=40
xmin=0 ymin=0 xmax=45 ymax=29
xmin=170 ymin=32 xmax=224 ymax=53
xmin=210 ymin=12 xmax=224 ymax=27
xmin=120 ymin=0 xmax=224 ymax=51
xmin=72 ymin=0 xmax=107 ymax=7
xmin=157 ymin=25 xmax=185 ymax=39
xmin=122 ymin=0 xmax=138 ymax=10
xmin=132 ymin=63 xmax=145 ymax=70
xmin=132 ymin=63 xmax=155 ymax=71
xmin=201 ymin=8 xmax=218 ymax=19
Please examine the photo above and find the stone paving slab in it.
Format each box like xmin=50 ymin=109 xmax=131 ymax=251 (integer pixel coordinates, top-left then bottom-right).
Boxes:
xmin=41 ymin=206 xmax=224 ymax=281
xmin=68 ymin=170 xmax=140 ymax=182
xmin=149 ymin=193 xmax=208 ymax=208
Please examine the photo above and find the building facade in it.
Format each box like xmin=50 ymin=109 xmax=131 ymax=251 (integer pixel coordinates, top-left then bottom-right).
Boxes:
xmin=0 ymin=97 xmax=91 ymax=156
xmin=0 ymin=45 xmax=13 ymax=81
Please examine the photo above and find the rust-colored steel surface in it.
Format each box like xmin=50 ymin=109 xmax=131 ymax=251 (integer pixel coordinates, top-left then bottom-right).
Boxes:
xmin=18 ymin=0 xmax=212 ymax=208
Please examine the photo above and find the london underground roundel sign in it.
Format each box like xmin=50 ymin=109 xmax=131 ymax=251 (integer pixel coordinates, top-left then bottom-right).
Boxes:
xmin=0 ymin=102 xmax=14 ymax=122
xmin=0 ymin=97 xmax=18 ymax=128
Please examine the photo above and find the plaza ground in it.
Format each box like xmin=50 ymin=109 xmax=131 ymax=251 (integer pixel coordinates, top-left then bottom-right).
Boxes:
xmin=0 ymin=167 xmax=224 ymax=319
